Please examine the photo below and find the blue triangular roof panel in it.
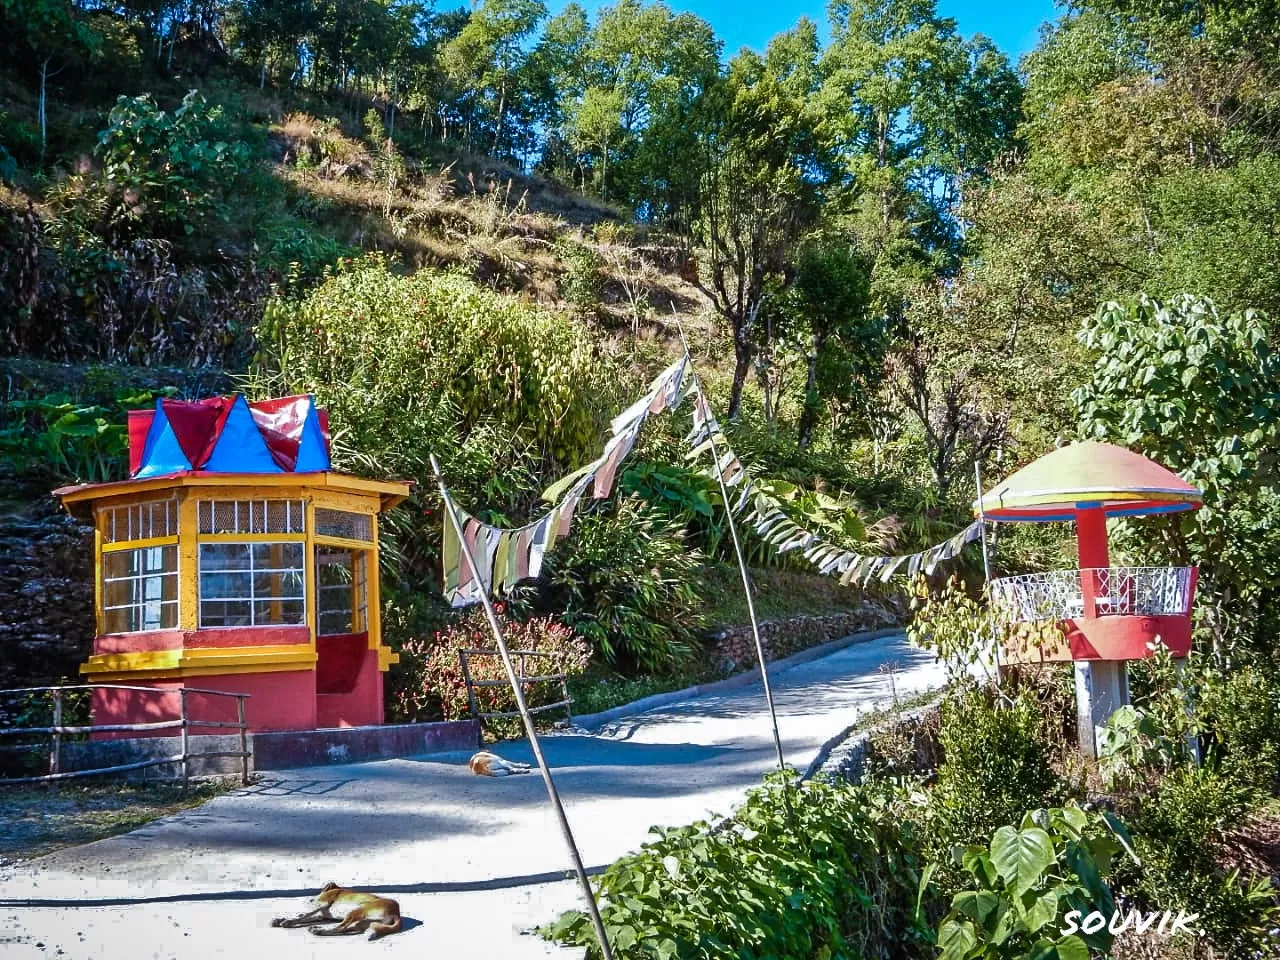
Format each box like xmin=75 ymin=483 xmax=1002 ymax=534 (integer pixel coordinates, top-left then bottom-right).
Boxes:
xmin=134 ymin=400 xmax=194 ymax=478
xmin=203 ymin=394 xmax=284 ymax=473
xmin=293 ymin=397 xmax=332 ymax=472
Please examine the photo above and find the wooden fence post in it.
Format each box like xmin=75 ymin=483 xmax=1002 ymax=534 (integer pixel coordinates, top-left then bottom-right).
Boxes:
xmin=48 ymin=689 xmax=63 ymax=790
xmin=179 ymin=689 xmax=190 ymax=788
xmin=237 ymin=696 xmax=249 ymax=786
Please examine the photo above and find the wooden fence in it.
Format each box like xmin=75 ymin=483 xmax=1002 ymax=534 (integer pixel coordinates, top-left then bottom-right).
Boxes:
xmin=458 ymin=648 xmax=573 ymax=729
xmin=0 ymin=684 xmax=251 ymax=786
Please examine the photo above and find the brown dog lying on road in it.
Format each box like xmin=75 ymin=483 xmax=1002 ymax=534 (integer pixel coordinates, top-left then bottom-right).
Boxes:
xmin=272 ymin=882 xmax=402 ymax=940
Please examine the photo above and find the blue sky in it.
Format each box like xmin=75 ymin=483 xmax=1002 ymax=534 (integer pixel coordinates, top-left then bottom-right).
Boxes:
xmin=549 ymin=0 xmax=1062 ymax=64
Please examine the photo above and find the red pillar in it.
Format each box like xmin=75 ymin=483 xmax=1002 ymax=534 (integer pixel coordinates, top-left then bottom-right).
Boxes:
xmin=1076 ymin=507 xmax=1110 ymax=618
xmin=1072 ymin=505 xmax=1128 ymax=758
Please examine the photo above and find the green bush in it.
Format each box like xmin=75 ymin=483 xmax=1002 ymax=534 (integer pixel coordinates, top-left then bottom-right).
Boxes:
xmin=0 ymin=387 xmax=174 ymax=483
xmin=544 ymin=499 xmax=706 ymax=675
xmin=555 ymin=237 xmax=604 ymax=317
xmin=1199 ymin=660 xmax=1280 ymax=794
xmin=257 ymin=257 xmax=607 ymax=487
xmin=936 ymin=804 xmax=1134 ymax=960
xmin=387 ymin=608 xmax=590 ymax=724
xmin=96 ymin=91 xmax=250 ymax=239
xmin=931 ymin=686 xmax=1065 ymax=859
xmin=546 ymin=774 xmax=930 ymax=959
xmin=1128 ymin=766 xmax=1280 ymax=955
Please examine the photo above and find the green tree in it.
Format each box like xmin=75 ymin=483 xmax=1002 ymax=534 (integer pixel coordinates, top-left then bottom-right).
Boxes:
xmin=1073 ymin=294 xmax=1280 ymax=656
xmin=696 ymin=20 xmax=832 ymax=419
xmin=441 ymin=0 xmax=546 ymax=155
xmin=818 ymin=0 xmax=1020 ymax=260
xmin=0 ymin=0 xmax=102 ymax=158
xmin=782 ymin=238 xmax=884 ymax=449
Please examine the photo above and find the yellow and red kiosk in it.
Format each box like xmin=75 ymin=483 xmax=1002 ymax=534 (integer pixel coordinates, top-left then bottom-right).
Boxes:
xmin=54 ymin=394 xmax=410 ymax=734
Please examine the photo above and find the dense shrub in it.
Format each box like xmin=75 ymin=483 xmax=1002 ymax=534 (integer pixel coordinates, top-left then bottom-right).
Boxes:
xmin=554 ymin=237 xmax=604 ymax=317
xmin=1199 ymin=660 xmax=1280 ymax=794
xmin=936 ymin=804 xmax=1133 ymax=960
xmin=387 ymin=608 xmax=590 ymax=724
xmin=95 ymin=91 xmax=250 ymax=240
xmin=257 ymin=256 xmax=609 ymax=492
xmin=0 ymin=200 xmax=268 ymax=365
xmin=547 ymin=774 xmax=930 ymax=959
xmin=544 ymin=499 xmax=706 ymax=675
xmin=1126 ymin=766 xmax=1280 ymax=955
xmin=931 ymin=686 xmax=1065 ymax=859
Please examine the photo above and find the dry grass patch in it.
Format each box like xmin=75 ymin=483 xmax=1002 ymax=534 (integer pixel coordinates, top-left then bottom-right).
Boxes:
xmin=0 ymin=780 xmax=233 ymax=862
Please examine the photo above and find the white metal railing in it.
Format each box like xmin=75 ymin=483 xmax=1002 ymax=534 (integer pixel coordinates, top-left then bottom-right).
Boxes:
xmin=990 ymin=567 xmax=1194 ymax=623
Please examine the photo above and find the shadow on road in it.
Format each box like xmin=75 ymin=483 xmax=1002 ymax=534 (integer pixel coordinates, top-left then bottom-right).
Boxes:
xmin=0 ymin=867 xmax=606 ymax=908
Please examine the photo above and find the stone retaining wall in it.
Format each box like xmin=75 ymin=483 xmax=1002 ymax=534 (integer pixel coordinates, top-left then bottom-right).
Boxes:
xmin=712 ymin=604 xmax=900 ymax=672
xmin=806 ymin=701 xmax=943 ymax=785
xmin=0 ymin=498 xmax=94 ymax=689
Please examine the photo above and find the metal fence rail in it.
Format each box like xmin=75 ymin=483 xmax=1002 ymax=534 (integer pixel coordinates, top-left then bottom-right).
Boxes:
xmin=458 ymin=649 xmax=573 ymax=727
xmin=990 ymin=566 xmax=1195 ymax=623
xmin=0 ymin=684 xmax=251 ymax=786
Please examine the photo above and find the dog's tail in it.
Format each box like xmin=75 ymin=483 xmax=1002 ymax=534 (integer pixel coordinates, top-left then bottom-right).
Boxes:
xmin=368 ymin=916 xmax=402 ymax=941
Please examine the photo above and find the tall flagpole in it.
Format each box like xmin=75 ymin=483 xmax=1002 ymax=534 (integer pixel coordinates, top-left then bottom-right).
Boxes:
xmin=430 ymin=455 xmax=613 ymax=960
xmin=974 ymin=460 xmax=1001 ymax=683
xmin=674 ymin=324 xmax=788 ymax=780
xmin=974 ymin=461 xmax=992 ymax=585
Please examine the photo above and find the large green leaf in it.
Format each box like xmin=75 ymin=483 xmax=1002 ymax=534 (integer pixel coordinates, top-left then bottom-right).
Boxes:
xmin=991 ymin=826 xmax=1055 ymax=896
xmin=951 ymin=890 xmax=1002 ymax=926
xmin=937 ymin=918 xmax=978 ymax=960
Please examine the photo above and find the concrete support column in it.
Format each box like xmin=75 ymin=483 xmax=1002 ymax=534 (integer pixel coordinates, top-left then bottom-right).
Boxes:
xmin=1074 ymin=659 xmax=1129 ymax=758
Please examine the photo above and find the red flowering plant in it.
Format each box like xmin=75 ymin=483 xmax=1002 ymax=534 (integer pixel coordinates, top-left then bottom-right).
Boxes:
xmin=387 ymin=608 xmax=591 ymax=725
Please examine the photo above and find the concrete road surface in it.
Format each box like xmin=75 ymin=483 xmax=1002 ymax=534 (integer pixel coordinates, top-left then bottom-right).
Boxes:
xmin=0 ymin=631 xmax=943 ymax=959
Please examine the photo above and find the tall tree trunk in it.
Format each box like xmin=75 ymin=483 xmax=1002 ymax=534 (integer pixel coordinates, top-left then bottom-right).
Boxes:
xmin=797 ymin=342 xmax=822 ymax=450
xmin=727 ymin=324 xmax=752 ymax=420
xmin=492 ymin=81 xmax=506 ymax=155
xmin=600 ymin=140 xmax=608 ymax=201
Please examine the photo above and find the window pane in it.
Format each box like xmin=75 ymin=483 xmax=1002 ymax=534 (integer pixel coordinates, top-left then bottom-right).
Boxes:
xmin=200 ymin=571 xmax=251 ymax=599
xmin=198 ymin=499 xmax=306 ymax=534
xmin=252 ymin=571 xmax=304 ymax=598
xmin=101 ymin=545 xmax=177 ymax=633
xmin=198 ymin=540 xmax=306 ymax=627
xmin=315 ymin=508 xmax=373 ymax=542
xmin=200 ymin=600 xmax=253 ymax=627
xmin=252 ymin=541 xmax=303 ymax=568
xmin=101 ymin=499 xmax=175 ymax=543
xmin=254 ymin=599 xmax=305 ymax=625
xmin=200 ymin=543 xmax=252 ymax=571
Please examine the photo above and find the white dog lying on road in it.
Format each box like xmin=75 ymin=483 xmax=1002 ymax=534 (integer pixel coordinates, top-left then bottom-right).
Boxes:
xmin=468 ymin=750 xmax=533 ymax=776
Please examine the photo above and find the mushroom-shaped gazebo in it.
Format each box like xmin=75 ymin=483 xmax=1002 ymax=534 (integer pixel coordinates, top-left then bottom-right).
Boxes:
xmin=975 ymin=441 xmax=1203 ymax=755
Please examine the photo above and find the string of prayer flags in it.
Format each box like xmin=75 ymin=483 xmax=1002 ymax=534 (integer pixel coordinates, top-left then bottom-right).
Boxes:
xmin=441 ymin=350 xmax=985 ymax=608
xmin=681 ymin=370 xmax=986 ymax=586
xmin=442 ymin=355 xmax=691 ymax=607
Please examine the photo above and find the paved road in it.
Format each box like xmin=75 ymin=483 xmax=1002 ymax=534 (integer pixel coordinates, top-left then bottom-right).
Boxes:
xmin=0 ymin=631 xmax=943 ymax=959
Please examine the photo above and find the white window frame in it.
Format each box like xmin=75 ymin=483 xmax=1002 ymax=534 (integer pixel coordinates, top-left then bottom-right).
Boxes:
xmin=197 ymin=540 xmax=308 ymax=628
xmin=102 ymin=545 xmax=179 ymax=634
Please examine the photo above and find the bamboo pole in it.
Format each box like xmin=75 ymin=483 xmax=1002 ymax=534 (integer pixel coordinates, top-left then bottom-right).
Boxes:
xmin=674 ymin=326 xmax=788 ymax=780
xmin=430 ymin=454 xmax=613 ymax=960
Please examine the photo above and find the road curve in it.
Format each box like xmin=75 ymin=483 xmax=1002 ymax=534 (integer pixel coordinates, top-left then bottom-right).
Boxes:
xmin=0 ymin=631 xmax=942 ymax=959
